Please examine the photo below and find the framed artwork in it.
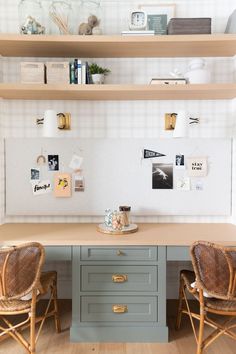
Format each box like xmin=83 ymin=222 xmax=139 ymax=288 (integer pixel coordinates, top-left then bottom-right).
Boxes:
xmin=152 ymin=163 xmax=173 ymax=189
xmin=139 ymin=4 xmax=176 ymax=34
xmin=187 ymin=157 xmax=208 ymax=177
xmin=54 ymin=173 xmax=72 ymax=197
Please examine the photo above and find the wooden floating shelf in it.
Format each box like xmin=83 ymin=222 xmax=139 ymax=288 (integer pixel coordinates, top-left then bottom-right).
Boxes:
xmin=0 ymin=34 xmax=236 ymax=58
xmin=0 ymin=83 xmax=236 ymax=100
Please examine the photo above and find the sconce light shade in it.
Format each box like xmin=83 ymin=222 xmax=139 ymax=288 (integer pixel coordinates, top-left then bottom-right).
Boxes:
xmin=43 ymin=110 xmax=59 ymax=137
xmin=173 ymin=110 xmax=188 ymax=138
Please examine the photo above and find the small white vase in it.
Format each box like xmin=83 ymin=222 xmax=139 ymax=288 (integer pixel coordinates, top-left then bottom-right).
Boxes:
xmin=185 ymin=59 xmax=211 ymax=84
xmin=43 ymin=109 xmax=59 ymax=137
xmin=92 ymin=73 xmax=105 ymax=84
xmin=173 ymin=111 xmax=188 ymax=138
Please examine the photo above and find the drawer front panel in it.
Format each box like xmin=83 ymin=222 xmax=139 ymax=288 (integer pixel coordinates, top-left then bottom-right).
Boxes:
xmin=81 ymin=265 xmax=157 ymax=292
xmin=81 ymin=296 xmax=157 ymax=322
xmin=81 ymin=247 xmax=157 ymax=261
xmin=167 ymin=246 xmax=190 ymax=261
xmin=45 ymin=246 xmax=72 ymax=261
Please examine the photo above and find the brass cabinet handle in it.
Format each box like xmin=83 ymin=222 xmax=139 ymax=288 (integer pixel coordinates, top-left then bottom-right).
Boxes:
xmin=112 ymin=305 xmax=128 ymax=313
xmin=112 ymin=274 xmax=128 ymax=283
xmin=116 ymin=250 xmax=124 ymax=256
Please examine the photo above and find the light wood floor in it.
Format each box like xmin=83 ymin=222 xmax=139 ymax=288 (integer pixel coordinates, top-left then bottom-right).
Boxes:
xmin=0 ymin=300 xmax=235 ymax=354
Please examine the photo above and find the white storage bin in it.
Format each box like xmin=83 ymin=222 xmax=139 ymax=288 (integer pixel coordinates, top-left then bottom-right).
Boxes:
xmin=46 ymin=62 xmax=70 ymax=84
xmin=20 ymin=62 xmax=45 ymax=84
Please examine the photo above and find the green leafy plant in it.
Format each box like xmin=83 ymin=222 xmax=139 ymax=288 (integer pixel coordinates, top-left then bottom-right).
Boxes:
xmin=89 ymin=62 xmax=111 ymax=75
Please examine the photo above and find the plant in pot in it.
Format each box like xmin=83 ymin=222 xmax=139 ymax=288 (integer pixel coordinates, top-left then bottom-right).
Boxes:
xmin=89 ymin=62 xmax=111 ymax=84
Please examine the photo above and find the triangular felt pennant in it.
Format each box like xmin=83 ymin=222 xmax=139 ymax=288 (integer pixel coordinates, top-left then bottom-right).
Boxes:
xmin=143 ymin=149 xmax=166 ymax=159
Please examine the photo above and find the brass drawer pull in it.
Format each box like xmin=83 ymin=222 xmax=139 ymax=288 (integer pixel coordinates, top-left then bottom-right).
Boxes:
xmin=112 ymin=274 xmax=128 ymax=283
xmin=116 ymin=250 xmax=125 ymax=256
xmin=112 ymin=305 xmax=128 ymax=313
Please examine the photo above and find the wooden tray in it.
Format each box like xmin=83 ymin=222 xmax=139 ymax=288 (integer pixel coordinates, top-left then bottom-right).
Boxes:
xmin=97 ymin=223 xmax=138 ymax=235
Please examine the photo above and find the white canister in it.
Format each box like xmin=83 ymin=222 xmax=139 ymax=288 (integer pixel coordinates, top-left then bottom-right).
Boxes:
xmin=43 ymin=109 xmax=58 ymax=137
xmin=173 ymin=111 xmax=188 ymax=138
xmin=185 ymin=58 xmax=211 ymax=84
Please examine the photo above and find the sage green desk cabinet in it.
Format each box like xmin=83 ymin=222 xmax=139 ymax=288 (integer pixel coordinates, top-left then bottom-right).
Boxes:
xmin=71 ymin=246 xmax=168 ymax=342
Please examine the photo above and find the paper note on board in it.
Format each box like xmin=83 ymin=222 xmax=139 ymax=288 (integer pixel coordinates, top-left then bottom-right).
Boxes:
xmin=32 ymin=180 xmax=51 ymax=196
xmin=69 ymin=154 xmax=83 ymax=170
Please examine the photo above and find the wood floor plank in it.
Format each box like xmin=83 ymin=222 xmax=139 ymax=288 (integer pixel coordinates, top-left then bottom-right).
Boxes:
xmin=0 ymin=300 xmax=235 ymax=354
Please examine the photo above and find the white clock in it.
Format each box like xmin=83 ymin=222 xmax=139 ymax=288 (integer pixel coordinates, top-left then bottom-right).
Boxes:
xmin=129 ymin=10 xmax=147 ymax=31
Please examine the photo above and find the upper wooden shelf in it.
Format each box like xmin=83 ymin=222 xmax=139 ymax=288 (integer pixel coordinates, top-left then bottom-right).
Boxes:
xmin=0 ymin=83 xmax=236 ymax=100
xmin=0 ymin=34 xmax=236 ymax=58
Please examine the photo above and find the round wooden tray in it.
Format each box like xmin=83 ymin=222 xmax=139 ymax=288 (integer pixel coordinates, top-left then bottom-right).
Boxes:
xmin=97 ymin=223 xmax=138 ymax=235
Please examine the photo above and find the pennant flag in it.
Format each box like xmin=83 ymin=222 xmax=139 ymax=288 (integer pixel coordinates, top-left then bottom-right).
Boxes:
xmin=143 ymin=149 xmax=166 ymax=159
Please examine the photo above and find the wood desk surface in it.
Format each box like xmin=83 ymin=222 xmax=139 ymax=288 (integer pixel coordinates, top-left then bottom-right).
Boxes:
xmin=0 ymin=223 xmax=236 ymax=246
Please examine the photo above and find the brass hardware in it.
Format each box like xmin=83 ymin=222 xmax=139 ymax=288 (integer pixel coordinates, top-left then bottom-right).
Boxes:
xmin=116 ymin=250 xmax=124 ymax=256
xmin=57 ymin=112 xmax=71 ymax=130
xmin=112 ymin=274 xmax=128 ymax=283
xmin=112 ymin=305 xmax=128 ymax=313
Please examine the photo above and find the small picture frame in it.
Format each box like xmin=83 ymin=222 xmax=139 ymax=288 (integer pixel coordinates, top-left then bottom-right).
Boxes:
xmin=165 ymin=113 xmax=177 ymax=130
xmin=139 ymin=4 xmax=176 ymax=34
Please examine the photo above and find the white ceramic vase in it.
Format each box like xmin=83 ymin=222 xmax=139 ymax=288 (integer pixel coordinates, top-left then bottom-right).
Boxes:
xmin=173 ymin=111 xmax=188 ymax=138
xmin=43 ymin=109 xmax=59 ymax=137
xmin=185 ymin=58 xmax=211 ymax=84
xmin=92 ymin=73 xmax=105 ymax=84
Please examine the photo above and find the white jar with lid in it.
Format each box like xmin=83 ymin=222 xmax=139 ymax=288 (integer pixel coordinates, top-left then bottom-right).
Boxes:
xmin=185 ymin=58 xmax=211 ymax=84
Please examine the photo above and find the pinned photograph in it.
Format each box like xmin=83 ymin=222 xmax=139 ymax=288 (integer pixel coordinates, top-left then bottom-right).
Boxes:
xmin=32 ymin=180 xmax=51 ymax=196
xmin=152 ymin=163 xmax=173 ymax=189
xmin=187 ymin=157 xmax=208 ymax=177
xmin=30 ymin=168 xmax=40 ymax=181
xmin=69 ymin=154 xmax=83 ymax=171
xmin=165 ymin=113 xmax=177 ymax=130
xmin=175 ymin=154 xmax=185 ymax=169
xmin=54 ymin=173 xmax=71 ymax=197
xmin=48 ymin=155 xmax=59 ymax=171
xmin=192 ymin=180 xmax=204 ymax=191
xmin=176 ymin=177 xmax=190 ymax=191
xmin=74 ymin=175 xmax=85 ymax=192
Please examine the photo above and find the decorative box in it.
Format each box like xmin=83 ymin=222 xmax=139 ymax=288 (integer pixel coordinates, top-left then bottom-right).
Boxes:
xmin=168 ymin=18 xmax=211 ymax=35
xmin=20 ymin=62 xmax=45 ymax=84
xmin=46 ymin=62 xmax=70 ymax=84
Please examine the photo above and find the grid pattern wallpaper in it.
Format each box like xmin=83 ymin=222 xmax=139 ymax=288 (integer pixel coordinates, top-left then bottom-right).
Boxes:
xmin=0 ymin=0 xmax=236 ymax=297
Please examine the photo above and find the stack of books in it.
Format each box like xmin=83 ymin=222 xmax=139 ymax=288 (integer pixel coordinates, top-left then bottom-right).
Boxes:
xmin=121 ymin=30 xmax=155 ymax=36
xmin=150 ymin=78 xmax=187 ymax=85
xmin=69 ymin=59 xmax=92 ymax=84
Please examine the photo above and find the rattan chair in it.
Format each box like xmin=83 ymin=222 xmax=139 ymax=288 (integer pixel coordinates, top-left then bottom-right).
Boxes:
xmin=0 ymin=242 xmax=61 ymax=354
xmin=176 ymin=241 xmax=236 ymax=354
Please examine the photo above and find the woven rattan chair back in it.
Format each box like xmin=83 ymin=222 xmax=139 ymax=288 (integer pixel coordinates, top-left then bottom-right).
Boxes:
xmin=0 ymin=242 xmax=45 ymax=300
xmin=191 ymin=241 xmax=236 ymax=300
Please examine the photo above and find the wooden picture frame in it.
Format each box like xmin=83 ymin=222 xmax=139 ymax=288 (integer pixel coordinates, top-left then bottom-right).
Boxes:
xmin=138 ymin=3 xmax=176 ymax=34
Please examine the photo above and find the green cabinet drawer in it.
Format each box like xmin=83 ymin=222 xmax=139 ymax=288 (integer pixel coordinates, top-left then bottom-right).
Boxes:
xmin=81 ymin=265 xmax=158 ymax=292
xmin=45 ymin=246 xmax=72 ymax=261
xmin=81 ymin=296 xmax=157 ymax=322
xmin=81 ymin=246 xmax=157 ymax=261
xmin=166 ymin=246 xmax=190 ymax=261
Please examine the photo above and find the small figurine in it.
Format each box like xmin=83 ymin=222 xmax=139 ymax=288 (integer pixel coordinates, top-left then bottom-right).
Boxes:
xmin=88 ymin=15 xmax=99 ymax=28
xmin=78 ymin=22 xmax=92 ymax=35
xmin=21 ymin=15 xmax=45 ymax=35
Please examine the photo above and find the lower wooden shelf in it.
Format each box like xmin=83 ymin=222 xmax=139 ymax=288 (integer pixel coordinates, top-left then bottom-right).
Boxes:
xmin=0 ymin=83 xmax=236 ymax=100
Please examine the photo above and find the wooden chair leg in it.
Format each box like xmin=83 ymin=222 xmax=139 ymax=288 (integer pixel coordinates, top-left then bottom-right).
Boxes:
xmin=197 ymin=291 xmax=205 ymax=354
xmin=30 ymin=290 xmax=37 ymax=354
xmin=176 ymin=275 xmax=184 ymax=330
xmin=52 ymin=278 xmax=61 ymax=333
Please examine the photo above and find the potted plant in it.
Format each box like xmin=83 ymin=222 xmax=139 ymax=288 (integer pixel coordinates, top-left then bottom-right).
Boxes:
xmin=89 ymin=62 xmax=111 ymax=84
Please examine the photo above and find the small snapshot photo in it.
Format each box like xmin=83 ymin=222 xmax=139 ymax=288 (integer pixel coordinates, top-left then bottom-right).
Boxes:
xmin=30 ymin=168 xmax=40 ymax=181
xmin=152 ymin=163 xmax=173 ymax=189
xmin=175 ymin=154 xmax=185 ymax=169
xmin=74 ymin=175 xmax=85 ymax=192
xmin=48 ymin=155 xmax=59 ymax=171
xmin=165 ymin=113 xmax=177 ymax=130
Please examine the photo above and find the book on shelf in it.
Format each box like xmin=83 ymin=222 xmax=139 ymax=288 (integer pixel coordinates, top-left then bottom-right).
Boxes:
xmin=121 ymin=30 xmax=155 ymax=36
xmin=150 ymin=78 xmax=187 ymax=85
xmin=74 ymin=59 xmax=82 ymax=84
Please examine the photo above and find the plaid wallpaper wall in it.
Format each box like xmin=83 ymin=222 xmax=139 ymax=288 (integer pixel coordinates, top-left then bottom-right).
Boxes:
xmin=0 ymin=0 xmax=235 ymax=298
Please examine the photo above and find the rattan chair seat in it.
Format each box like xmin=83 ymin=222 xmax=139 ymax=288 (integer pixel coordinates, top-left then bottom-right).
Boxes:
xmin=181 ymin=270 xmax=236 ymax=312
xmin=0 ymin=271 xmax=57 ymax=312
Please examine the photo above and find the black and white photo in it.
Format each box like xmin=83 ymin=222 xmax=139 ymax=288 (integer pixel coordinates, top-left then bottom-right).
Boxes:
xmin=152 ymin=163 xmax=173 ymax=189
xmin=48 ymin=155 xmax=59 ymax=171
xmin=175 ymin=154 xmax=185 ymax=169
xmin=30 ymin=168 xmax=40 ymax=180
